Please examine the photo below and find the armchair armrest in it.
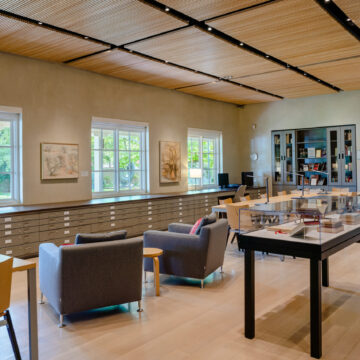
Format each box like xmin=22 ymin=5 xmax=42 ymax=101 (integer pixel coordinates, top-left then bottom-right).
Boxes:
xmin=39 ymin=243 xmax=61 ymax=313
xmin=168 ymin=223 xmax=193 ymax=234
xmin=144 ymin=230 xmax=201 ymax=250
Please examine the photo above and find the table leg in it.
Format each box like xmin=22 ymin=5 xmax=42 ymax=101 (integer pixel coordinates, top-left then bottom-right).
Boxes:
xmin=322 ymin=258 xmax=329 ymax=287
xmin=27 ymin=267 xmax=38 ymax=360
xmin=310 ymin=259 xmax=322 ymax=359
xmin=153 ymin=257 xmax=160 ymax=296
xmin=244 ymin=249 xmax=255 ymax=339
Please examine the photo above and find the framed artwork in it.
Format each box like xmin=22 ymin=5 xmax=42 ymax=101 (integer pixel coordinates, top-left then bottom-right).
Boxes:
xmin=41 ymin=143 xmax=79 ymax=180
xmin=159 ymin=141 xmax=181 ymax=183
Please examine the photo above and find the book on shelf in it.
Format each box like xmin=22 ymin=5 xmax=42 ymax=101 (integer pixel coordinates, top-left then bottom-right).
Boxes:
xmin=310 ymin=175 xmax=319 ymax=186
xmin=286 ymin=133 xmax=292 ymax=144
xmin=286 ymin=147 xmax=291 ymax=157
xmin=308 ymin=147 xmax=315 ymax=158
xmin=315 ymin=149 xmax=322 ymax=158
xmin=313 ymin=163 xmax=319 ymax=171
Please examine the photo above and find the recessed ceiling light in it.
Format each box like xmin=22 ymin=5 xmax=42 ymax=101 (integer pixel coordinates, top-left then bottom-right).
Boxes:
xmin=107 ymin=49 xmax=112 ymax=52
xmin=304 ymin=73 xmax=307 ymax=76
xmin=207 ymin=27 xmax=212 ymax=31
xmin=38 ymin=21 xmax=42 ymax=25
xmin=347 ymin=18 xmax=351 ymax=22
xmin=165 ymin=7 xmax=170 ymax=12
xmin=84 ymin=36 xmax=89 ymax=39
xmin=165 ymin=60 xmax=168 ymax=63
xmin=265 ymin=55 xmax=269 ymax=58
xmin=325 ymin=0 xmax=331 ymax=3
xmin=240 ymin=42 xmax=244 ymax=46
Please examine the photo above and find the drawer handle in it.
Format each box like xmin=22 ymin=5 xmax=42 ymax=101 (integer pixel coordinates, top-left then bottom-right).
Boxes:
xmin=179 ymin=202 xmax=182 ymax=206
xmin=148 ymin=206 xmax=152 ymax=210
xmin=5 ymin=231 xmax=12 ymax=236
xmin=179 ymin=207 xmax=182 ymax=210
xmin=110 ymin=206 xmax=115 ymax=210
xmin=148 ymin=225 xmax=152 ymax=228
xmin=64 ymin=211 xmax=69 ymax=215
xmin=148 ymin=202 xmax=152 ymax=205
xmin=110 ymin=211 xmax=115 ymax=215
xmin=110 ymin=216 xmax=115 ymax=220
xmin=148 ymin=211 xmax=152 ymax=215
xmin=64 ymin=223 xmax=70 ymax=227
xmin=179 ymin=212 xmax=183 ymax=216
xmin=4 ymin=217 xmax=12 ymax=222
xmin=64 ymin=239 xmax=70 ymax=244
xmin=179 ymin=219 xmax=183 ymax=223
xmin=64 ymin=230 xmax=70 ymax=235
xmin=5 ymin=224 xmax=12 ymax=229
xmin=5 ymin=239 xmax=12 ymax=244
xmin=148 ymin=217 xmax=152 ymax=221
xmin=6 ymin=250 xmax=12 ymax=255
xmin=64 ymin=216 xmax=70 ymax=221
xmin=111 ymin=223 xmax=115 ymax=227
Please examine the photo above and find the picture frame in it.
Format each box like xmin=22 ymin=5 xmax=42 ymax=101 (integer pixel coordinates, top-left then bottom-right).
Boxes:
xmin=159 ymin=141 xmax=181 ymax=183
xmin=41 ymin=143 xmax=79 ymax=180
xmin=308 ymin=147 xmax=316 ymax=158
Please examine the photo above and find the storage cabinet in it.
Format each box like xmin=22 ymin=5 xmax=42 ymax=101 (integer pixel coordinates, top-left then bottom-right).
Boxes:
xmin=271 ymin=130 xmax=296 ymax=185
xmin=0 ymin=190 xmax=232 ymax=258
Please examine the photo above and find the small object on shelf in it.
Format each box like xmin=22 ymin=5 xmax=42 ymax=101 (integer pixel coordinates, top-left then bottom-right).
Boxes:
xmin=308 ymin=147 xmax=315 ymax=158
xmin=341 ymin=213 xmax=360 ymax=225
xmin=318 ymin=224 xmax=344 ymax=233
xmin=315 ymin=149 xmax=322 ymax=158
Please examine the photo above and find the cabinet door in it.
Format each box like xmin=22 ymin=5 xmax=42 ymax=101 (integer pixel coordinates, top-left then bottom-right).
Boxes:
xmin=283 ymin=130 xmax=296 ymax=185
xmin=327 ymin=127 xmax=341 ymax=186
xmin=340 ymin=125 xmax=356 ymax=187
xmin=272 ymin=131 xmax=283 ymax=184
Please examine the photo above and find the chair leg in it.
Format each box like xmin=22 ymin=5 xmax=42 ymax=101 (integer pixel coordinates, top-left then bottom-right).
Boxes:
xmin=39 ymin=292 xmax=44 ymax=304
xmin=230 ymin=233 xmax=236 ymax=244
xmin=236 ymin=233 xmax=241 ymax=251
xmin=137 ymin=300 xmax=143 ymax=312
xmin=4 ymin=310 xmax=21 ymax=360
xmin=201 ymin=280 xmax=204 ymax=289
xmin=58 ymin=314 xmax=65 ymax=328
xmin=220 ymin=265 xmax=224 ymax=274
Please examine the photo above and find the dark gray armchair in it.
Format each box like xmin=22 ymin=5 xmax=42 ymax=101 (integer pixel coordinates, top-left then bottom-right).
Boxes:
xmin=143 ymin=219 xmax=228 ymax=288
xmin=39 ymin=237 xmax=143 ymax=327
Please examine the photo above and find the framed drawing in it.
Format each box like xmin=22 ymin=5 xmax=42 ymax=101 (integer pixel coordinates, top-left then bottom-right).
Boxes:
xmin=160 ymin=141 xmax=181 ymax=183
xmin=41 ymin=143 xmax=79 ymax=180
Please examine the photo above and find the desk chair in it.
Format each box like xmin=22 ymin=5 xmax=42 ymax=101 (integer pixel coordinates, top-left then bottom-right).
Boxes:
xmin=219 ymin=198 xmax=233 ymax=205
xmin=234 ymin=185 xmax=247 ymax=202
xmin=0 ymin=257 xmax=21 ymax=360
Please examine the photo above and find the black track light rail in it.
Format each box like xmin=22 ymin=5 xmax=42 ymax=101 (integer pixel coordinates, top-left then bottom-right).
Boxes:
xmin=138 ymin=0 xmax=342 ymax=92
xmin=314 ymin=0 xmax=360 ymax=42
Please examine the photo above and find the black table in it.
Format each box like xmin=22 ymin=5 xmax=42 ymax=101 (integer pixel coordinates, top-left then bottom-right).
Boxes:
xmin=239 ymin=225 xmax=360 ymax=358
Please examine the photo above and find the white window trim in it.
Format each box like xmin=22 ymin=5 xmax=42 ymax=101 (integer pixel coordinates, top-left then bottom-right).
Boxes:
xmin=91 ymin=117 xmax=149 ymax=198
xmin=0 ymin=106 xmax=22 ymax=206
xmin=188 ymin=128 xmax=223 ymax=190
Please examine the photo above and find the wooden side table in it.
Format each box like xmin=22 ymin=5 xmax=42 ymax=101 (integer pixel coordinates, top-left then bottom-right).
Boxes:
xmin=143 ymin=248 xmax=163 ymax=296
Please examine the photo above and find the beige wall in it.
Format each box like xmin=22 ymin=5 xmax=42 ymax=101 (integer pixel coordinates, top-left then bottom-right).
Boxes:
xmin=238 ymin=90 xmax=360 ymax=189
xmin=0 ymin=51 xmax=241 ymax=205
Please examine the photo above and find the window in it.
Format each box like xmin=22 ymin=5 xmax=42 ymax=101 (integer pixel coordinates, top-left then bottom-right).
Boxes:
xmin=0 ymin=111 xmax=20 ymax=204
xmin=188 ymin=128 xmax=222 ymax=188
xmin=91 ymin=118 xmax=148 ymax=196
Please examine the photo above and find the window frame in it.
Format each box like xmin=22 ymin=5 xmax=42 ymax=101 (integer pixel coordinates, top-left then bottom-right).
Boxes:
xmin=91 ymin=117 xmax=149 ymax=198
xmin=0 ymin=108 xmax=21 ymax=205
xmin=187 ymin=128 xmax=223 ymax=189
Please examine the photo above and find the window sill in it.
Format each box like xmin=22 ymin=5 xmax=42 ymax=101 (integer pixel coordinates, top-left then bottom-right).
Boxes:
xmin=0 ymin=200 xmax=21 ymax=207
xmin=92 ymin=191 xmax=147 ymax=199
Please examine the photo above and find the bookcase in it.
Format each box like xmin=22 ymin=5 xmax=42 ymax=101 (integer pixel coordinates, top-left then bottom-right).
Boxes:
xmin=271 ymin=125 xmax=357 ymax=192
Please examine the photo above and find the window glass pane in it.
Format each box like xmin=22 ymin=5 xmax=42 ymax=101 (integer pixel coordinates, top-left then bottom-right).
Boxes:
xmin=119 ymin=171 xmax=130 ymax=190
xmin=130 ymin=133 xmax=141 ymax=151
xmin=119 ymin=151 xmax=130 ymax=170
xmin=102 ymin=172 xmax=115 ymax=192
xmin=91 ymin=150 xmax=101 ymax=171
xmin=0 ymin=147 xmax=11 ymax=172
xmin=0 ymin=173 xmax=11 ymax=199
xmin=103 ymin=129 xmax=115 ymax=149
xmin=202 ymin=140 xmax=209 ymax=153
xmin=92 ymin=172 xmax=101 ymax=192
xmin=191 ymin=152 xmax=200 ymax=168
xmin=203 ymin=153 xmax=209 ymax=168
xmin=102 ymin=151 xmax=115 ymax=169
xmin=91 ymin=128 xmax=101 ymax=149
xmin=130 ymin=152 xmax=140 ymax=170
xmin=209 ymin=170 xmax=216 ymax=184
xmin=0 ymin=121 xmax=11 ymax=146
xmin=191 ymin=138 xmax=200 ymax=152
xmin=208 ymin=139 xmax=214 ymax=152
xmin=119 ymin=132 xmax=129 ymax=150
xmin=130 ymin=171 xmax=141 ymax=189
xmin=208 ymin=153 xmax=214 ymax=169
xmin=203 ymin=170 xmax=210 ymax=185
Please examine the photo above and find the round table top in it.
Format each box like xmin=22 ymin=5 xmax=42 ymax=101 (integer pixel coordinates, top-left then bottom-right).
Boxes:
xmin=143 ymin=247 xmax=163 ymax=258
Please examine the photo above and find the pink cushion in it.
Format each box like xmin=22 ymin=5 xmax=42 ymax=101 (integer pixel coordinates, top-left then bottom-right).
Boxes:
xmin=190 ymin=218 xmax=202 ymax=235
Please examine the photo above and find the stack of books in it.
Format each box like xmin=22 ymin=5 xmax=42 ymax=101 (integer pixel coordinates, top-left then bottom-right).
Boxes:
xmin=341 ymin=212 xmax=360 ymax=225
xmin=318 ymin=218 xmax=344 ymax=233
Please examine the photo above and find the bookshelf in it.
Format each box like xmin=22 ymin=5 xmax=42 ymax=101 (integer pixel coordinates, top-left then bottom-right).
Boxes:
xmin=271 ymin=125 xmax=357 ymax=191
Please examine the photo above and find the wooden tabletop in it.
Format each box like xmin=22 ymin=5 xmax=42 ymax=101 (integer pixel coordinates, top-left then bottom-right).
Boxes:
xmin=143 ymin=248 xmax=164 ymax=258
xmin=0 ymin=254 xmax=36 ymax=272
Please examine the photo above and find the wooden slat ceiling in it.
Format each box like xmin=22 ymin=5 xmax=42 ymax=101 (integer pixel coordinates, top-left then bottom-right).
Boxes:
xmin=209 ymin=0 xmax=360 ymax=67
xmin=70 ymin=49 xmax=214 ymax=90
xmin=159 ymin=0 xmax=266 ymax=20
xmin=0 ymin=0 xmax=184 ymax=44
xmin=128 ymin=27 xmax=283 ymax=78
xmin=0 ymin=14 xmax=106 ymax=62
xmin=236 ymin=70 xmax=337 ymax=98
xmin=334 ymin=0 xmax=360 ymax=28
xmin=302 ymin=57 xmax=360 ymax=91
xmin=178 ymin=81 xmax=279 ymax=105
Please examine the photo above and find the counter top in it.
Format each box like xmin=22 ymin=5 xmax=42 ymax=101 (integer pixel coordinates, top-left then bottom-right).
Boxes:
xmin=0 ymin=188 xmax=235 ymax=215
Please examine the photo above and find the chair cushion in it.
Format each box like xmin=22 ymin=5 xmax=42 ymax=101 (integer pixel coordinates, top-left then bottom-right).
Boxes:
xmin=75 ymin=230 xmax=127 ymax=244
xmin=196 ymin=213 xmax=217 ymax=235
xmin=190 ymin=218 xmax=203 ymax=235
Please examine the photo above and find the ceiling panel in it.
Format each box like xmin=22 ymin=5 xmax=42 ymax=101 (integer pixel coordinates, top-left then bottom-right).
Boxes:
xmin=302 ymin=57 xmax=360 ymax=91
xmin=235 ymin=70 xmax=336 ymax=98
xmin=129 ymin=27 xmax=283 ymax=79
xmin=70 ymin=49 xmax=214 ymax=90
xmin=0 ymin=0 xmax=184 ymax=45
xmin=334 ymin=0 xmax=360 ymax=28
xmin=160 ymin=0 xmax=266 ymax=20
xmin=178 ymin=81 xmax=280 ymax=105
xmin=209 ymin=0 xmax=360 ymax=67
xmin=0 ymin=15 xmax=106 ymax=62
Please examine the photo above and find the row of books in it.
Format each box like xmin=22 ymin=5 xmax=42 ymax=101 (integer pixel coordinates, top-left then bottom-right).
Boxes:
xmin=298 ymin=147 xmax=326 ymax=158
xmin=298 ymin=162 xmax=326 ymax=172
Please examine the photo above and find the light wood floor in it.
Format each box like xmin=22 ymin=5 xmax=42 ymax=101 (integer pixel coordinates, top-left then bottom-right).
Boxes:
xmin=1 ymin=243 xmax=360 ymax=360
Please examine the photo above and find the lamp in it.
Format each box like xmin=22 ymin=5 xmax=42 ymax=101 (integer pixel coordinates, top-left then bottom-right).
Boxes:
xmin=189 ymin=168 xmax=202 ymax=190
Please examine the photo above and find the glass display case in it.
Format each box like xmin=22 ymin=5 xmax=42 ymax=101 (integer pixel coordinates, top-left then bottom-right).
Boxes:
xmin=236 ymin=195 xmax=360 ymax=245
